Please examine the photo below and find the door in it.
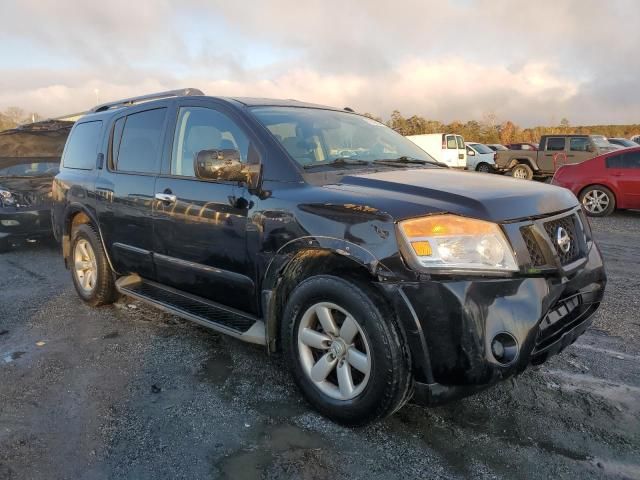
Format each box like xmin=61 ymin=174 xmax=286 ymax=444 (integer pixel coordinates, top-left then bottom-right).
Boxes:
xmin=443 ymin=134 xmax=458 ymax=167
xmin=567 ymin=137 xmax=593 ymax=166
xmin=607 ymin=150 xmax=640 ymax=208
xmin=152 ymin=104 xmax=257 ymax=313
xmin=539 ymin=137 xmax=566 ymax=173
xmin=95 ymin=107 xmax=168 ymax=278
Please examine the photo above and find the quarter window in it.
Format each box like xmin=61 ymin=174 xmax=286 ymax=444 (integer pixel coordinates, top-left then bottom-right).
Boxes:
xmin=570 ymin=137 xmax=590 ymax=152
xmin=171 ymin=107 xmax=249 ymax=177
xmin=112 ymin=108 xmax=166 ymax=174
xmin=606 ymin=151 xmax=640 ymax=168
xmin=546 ymin=138 xmax=566 ymax=151
xmin=63 ymin=121 xmax=103 ymax=170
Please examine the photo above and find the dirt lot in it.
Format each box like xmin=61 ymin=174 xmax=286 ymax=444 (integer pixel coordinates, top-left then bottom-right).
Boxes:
xmin=1 ymin=212 xmax=639 ymax=480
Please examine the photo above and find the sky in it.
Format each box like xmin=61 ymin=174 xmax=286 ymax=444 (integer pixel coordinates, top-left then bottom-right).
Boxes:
xmin=0 ymin=0 xmax=638 ymax=126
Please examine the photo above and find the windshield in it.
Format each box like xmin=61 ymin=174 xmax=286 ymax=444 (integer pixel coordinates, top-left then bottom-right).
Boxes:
xmin=0 ymin=160 xmax=59 ymax=177
xmin=250 ymin=107 xmax=437 ymax=168
xmin=470 ymin=143 xmax=493 ymax=154
xmin=592 ymin=136 xmax=612 ymax=148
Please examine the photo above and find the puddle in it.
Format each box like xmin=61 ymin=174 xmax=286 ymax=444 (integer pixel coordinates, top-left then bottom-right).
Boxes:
xmin=196 ymin=351 xmax=233 ymax=385
xmin=3 ymin=351 xmax=26 ymax=363
xmin=218 ymin=424 xmax=327 ymax=480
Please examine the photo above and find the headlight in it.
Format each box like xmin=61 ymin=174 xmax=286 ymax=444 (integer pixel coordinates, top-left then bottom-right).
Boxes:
xmin=0 ymin=188 xmax=15 ymax=207
xmin=397 ymin=214 xmax=518 ymax=273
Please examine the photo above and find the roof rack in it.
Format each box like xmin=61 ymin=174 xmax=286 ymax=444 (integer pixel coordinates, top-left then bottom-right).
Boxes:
xmin=90 ymin=88 xmax=205 ymax=113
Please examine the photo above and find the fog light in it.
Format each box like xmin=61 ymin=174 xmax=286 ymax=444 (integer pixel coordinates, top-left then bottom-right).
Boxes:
xmin=491 ymin=333 xmax=518 ymax=365
xmin=1 ymin=219 xmax=19 ymax=227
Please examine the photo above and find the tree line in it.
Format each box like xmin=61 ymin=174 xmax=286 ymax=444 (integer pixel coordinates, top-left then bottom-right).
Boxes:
xmin=364 ymin=111 xmax=640 ymax=145
xmin=2 ymin=105 xmax=639 ymax=144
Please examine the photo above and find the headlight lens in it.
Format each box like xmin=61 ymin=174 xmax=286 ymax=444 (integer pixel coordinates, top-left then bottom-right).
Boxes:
xmin=0 ymin=188 xmax=15 ymax=206
xmin=398 ymin=214 xmax=518 ymax=272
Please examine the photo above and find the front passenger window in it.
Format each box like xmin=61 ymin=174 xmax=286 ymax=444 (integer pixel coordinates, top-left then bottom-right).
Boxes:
xmin=171 ymin=107 xmax=249 ymax=177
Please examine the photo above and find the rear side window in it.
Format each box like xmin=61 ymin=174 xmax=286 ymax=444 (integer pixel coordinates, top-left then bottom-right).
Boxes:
xmin=446 ymin=135 xmax=457 ymax=149
xmin=607 ymin=151 xmax=640 ymax=168
xmin=546 ymin=138 xmax=566 ymax=151
xmin=63 ymin=121 xmax=102 ymax=170
xmin=456 ymin=136 xmax=464 ymax=149
xmin=112 ymin=108 xmax=166 ymax=174
xmin=570 ymin=137 xmax=590 ymax=152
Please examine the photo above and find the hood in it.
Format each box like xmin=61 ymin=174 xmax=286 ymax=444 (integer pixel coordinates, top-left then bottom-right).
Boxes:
xmin=323 ymin=168 xmax=578 ymax=223
xmin=0 ymin=175 xmax=54 ymax=207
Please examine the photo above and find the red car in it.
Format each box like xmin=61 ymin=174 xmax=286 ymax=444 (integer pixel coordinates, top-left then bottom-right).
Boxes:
xmin=552 ymin=146 xmax=640 ymax=216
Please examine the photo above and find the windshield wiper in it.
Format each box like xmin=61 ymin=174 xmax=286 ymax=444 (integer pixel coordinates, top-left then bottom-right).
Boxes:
xmin=303 ymin=157 xmax=370 ymax=169
xmin=373 ymin=156 xmax=444 ymax=167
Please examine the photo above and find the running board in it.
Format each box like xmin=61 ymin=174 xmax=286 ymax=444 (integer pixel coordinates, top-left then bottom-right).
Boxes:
xmin=115 ymin=275 xmax=266 ymax=345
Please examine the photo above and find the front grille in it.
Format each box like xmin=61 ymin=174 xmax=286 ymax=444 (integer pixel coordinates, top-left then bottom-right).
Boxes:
xmin=543 ymin=215 xmax=581 ymax=265
xmin=521 ymin=227 xmax=546 ymax=266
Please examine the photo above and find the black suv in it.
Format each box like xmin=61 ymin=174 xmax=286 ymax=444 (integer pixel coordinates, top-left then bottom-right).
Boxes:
xmin=52 ymin=89 xmax=606 ymax=425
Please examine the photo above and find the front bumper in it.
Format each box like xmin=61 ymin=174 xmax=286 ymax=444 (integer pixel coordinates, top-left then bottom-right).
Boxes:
xmin=0 ymin=206 xmax=53 ymax=242
xmin=380 ymin=240 xmax=606 ymax=406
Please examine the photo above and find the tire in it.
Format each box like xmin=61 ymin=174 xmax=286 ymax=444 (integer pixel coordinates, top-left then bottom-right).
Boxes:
xmin=281 ymin=275 xmax=412 ymax=425
xmin=0 ymin=237 xmax=9 ymax=253
xmin=476 ymin=163 xmax=492 ymax=173
xmin=70 ymin=223 xmax=118 ymax=306
xmin=511 ymin=163 xmax=534 ymax=180
xmin=579 ymin=185 xmax=616 ymax=217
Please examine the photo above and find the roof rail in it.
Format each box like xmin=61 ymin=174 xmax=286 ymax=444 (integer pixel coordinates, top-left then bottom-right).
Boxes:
xmin=90 ymin=88 xmax=205 ymax=113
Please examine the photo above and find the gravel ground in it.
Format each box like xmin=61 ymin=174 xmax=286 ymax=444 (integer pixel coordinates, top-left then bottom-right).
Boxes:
xmin=0 ymin=212 xmax=639 ymax=480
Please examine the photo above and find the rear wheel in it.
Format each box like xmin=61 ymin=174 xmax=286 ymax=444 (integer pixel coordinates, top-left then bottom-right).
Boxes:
xmin=282 ymin=275 xmax=412 ymax=425
xmin=579 ymin=185 xmax=616 ymax=217
xmin=512 ymin=163 xmax=534 ymax=180
xmin=476 ymin=162 xmax=492 ymax=173
xmin=70 ymin=224 xmax=118 ymax=306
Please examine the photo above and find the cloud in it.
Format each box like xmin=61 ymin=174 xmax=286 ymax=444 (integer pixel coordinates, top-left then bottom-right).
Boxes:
xmin=0 ymin=0 xmax=638 ymax=126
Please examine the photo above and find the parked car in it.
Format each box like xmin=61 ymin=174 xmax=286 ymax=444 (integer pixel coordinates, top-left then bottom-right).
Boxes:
xmin=465 ymin=142 xmax=496 ymax=172
xmin=607 ymin=137 xmax=637 ymax=148
xmin=496 ymin=135 xmax=619 ymax=180
xmin=506 ymin=142 xmax=539 ymax=151
xmin=552 ymin=146 xmax=640 ymax=217
xmin=630 ymin=135 xmax=640 ymax=144
xmin=52 ymin=89 xmax=606 ymax=425
xmin=487 ymin=144 xmax=508 ymax=152
xmin=0 ymin=120 xmax=73 ymax=252
xmin=406 ymin=133 xmax=467 ymax=168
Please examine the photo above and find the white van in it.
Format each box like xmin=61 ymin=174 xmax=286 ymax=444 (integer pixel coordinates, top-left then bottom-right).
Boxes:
xmin=406 ymin=133 xmax=467 ymax=168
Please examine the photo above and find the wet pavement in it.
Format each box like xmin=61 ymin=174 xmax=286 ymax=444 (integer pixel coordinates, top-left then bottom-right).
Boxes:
xmin=0 ymin=212 xmax=639 ymax=479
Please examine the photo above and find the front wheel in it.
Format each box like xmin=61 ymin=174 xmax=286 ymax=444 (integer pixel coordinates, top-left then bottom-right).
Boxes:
xmin=579 ymin=185 xmax=616 ymax=217
xmin=512 ymin=163 xmax=534 ymax=180
xmin=282 ymin=275 xmax=412 ymax=425
xmin=70 ymin=224 xmax=118 ymax=306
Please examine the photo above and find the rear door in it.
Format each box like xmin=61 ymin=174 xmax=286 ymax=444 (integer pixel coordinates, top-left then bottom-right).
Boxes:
xmin=96 ymin=106 xmax=168 ymax=278
xmin=607 ymin=150 xmax=640 ymax=208
xmin=539 ymin=137 xmax=566 ymax=173
xmin=567 ymin=137 xmax=592 ymax=166
xmin=152 ymin=101 xmax=257 ymax=313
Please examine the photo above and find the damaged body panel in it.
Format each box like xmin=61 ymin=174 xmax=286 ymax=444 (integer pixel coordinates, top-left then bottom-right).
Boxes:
xmin=0 ymin=120 xmax=73 ymax=249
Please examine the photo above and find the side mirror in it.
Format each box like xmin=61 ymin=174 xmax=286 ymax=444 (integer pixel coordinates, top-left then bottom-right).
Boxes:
xmin=194 ymin=149 xmax=245 ymax=182
xmin=467 ymin=150 xmax=475 ymax=156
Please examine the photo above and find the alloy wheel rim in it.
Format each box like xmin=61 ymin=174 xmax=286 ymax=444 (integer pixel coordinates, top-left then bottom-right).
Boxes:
xmin=74 ymin=239 xmax=98 ymax=293
xmin=297 ymin=302 xmax=371 ymax=401
xmin=583 ymin=190 xmax=610 ymax=214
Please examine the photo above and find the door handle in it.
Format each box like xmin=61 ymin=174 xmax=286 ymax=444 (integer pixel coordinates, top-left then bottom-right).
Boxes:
xmin=155 ymin=193 xmax=177 ymax=203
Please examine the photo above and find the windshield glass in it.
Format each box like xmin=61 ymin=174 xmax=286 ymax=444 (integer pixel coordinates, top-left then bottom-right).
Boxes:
xmin=250 ymin=107 xmax=437 ymax=168
xmin=592 ymin=136 xmax=611 ymax=148
xmin=0 ymin=160 xmax=59 ymax=177
xmin=470 ymin=143 xmax=493 ymax=154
